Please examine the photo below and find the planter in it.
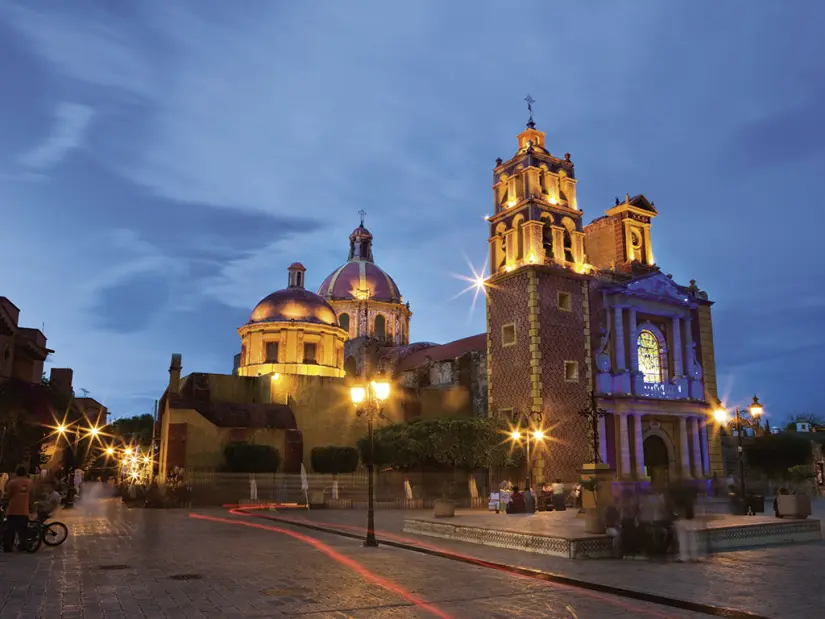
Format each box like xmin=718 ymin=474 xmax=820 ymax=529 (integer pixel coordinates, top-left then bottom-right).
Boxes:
xmin=584 ymin=508 xmax=605 ymax=534
xmin=776 ymin=494 xmax=812 ymax=519
xmin=433 ymin=499 xmax=456 ymax=518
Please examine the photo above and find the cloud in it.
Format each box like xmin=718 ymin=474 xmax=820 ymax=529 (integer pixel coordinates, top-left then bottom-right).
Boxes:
xmin=19 ymin=102 xmax=94 ymax=169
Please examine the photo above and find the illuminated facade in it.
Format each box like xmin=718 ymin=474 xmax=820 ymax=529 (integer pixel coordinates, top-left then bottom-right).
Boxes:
xmin=237 ymin=263 xmax=348 ymax=379
xmin=318 ymin=222 xmax=411 ymax=346
xmin=486 ymin=118 xmax=720 ymax=486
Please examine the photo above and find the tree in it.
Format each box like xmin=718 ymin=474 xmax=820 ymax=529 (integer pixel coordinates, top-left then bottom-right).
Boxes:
xmin=357 ymin=417 xmax=524 ymax=472
xmin=743 ymin=433 xmax=812 ymax=479
xmin=786 ymin=413 xmax=825 ymax=431
xmin=223 ymin=442 xmax=281 ymax=473
xmin=110 ymin=414 xmax=155 ymax=446
xmin=311 ymin=446 xmax=359 ymax=474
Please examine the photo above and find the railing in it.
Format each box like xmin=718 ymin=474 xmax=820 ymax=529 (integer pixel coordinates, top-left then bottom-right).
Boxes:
xmin=638 ymin=381 xmax=684 ymax=400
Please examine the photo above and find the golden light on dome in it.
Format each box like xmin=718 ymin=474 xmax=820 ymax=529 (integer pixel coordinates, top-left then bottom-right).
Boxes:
xmin=528 ymin=253 xmax=537 ymax=264
xmin=507 ymin=199 xmax=516 ymax=208
xmin=549 ymin=198 xmax=558 ymax=205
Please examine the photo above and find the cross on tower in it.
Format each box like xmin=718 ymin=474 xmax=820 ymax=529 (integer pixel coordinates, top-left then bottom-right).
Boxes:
xmin=524 ymin=94 xmax=536 ymax=127
xmin=358 ymin=209 xmax=367 ymax=227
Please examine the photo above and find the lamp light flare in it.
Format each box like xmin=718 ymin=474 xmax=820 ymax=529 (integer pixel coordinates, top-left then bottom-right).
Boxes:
xmin=749 ymin=394 xmax=763 ymax=418
xmin=371 ymin=381 xmax=391 ymax=402
xmin=105 ymin=447 xmax=115 ymax=456
xmin=450 ymin=254 xmax=489 ymax=322
xmin=713 ymin=408 xmax=728 ymax=424
xmin=532 ymin=430 xmax=545 ymax=441
xmin=56 ymin=424 xmax=67 ymax=435
xmin=510 ymin=430 xmax=522 ymax=441
xmin=350 ymin=386 xmax=366 ymax=405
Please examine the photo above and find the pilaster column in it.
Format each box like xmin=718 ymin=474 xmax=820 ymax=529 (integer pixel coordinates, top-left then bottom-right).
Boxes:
xmin=683 ymin=315 xmax=694 ymax=373
xmin=618 ymin=413 xmax=632 ymax=479
xmin=671 ymin=316 xmax=684 ymax=377
xmin=628 ymin=307 xmax=639 ymax=372
xmin=699 ymin=418 xmax=711 ymax=476
xmin=633 ymin=413 xmax=645 ymax=479
xmin=613 ymin=306 xmax=626 ymax=372
xmin=690 ymin=417 xmax=703 ymax=478
xmin=678 ymin=416 xmax=691 ymax=478
xmin=598 ymin=414 xmax=608 ymax=464
xmin=505 ymin=229 xmax=516 ymax=267
xmin=643 ymin=225 xmax=654 ymax=265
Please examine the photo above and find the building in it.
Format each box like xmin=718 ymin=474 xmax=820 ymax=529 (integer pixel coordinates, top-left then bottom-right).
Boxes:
xmin=484 ymin=118 xmax=719 ymax=485
xmin=158 ymin=115 xmax=722 ymax=486
xmin=0 ymin=297 xmax=52 ymax=384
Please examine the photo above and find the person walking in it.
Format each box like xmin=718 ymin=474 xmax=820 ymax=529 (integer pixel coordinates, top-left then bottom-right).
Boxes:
xmin=2 ymin=466 xmax=33 ymax=552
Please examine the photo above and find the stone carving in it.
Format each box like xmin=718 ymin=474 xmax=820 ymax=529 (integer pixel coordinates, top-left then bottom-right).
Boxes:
xmin=595 ymin=327 xmax=611 ymax=372
xmin=626 ymin=273 xmax=685 ymax=301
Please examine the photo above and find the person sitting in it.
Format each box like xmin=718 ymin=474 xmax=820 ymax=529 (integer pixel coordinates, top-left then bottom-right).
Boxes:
xmin=37 ymin=484 xmax=62 ymax=522
xmin=506 ymin=486 xmax=526 ymax=514
xmin=538 ymin=484 xmax=553 ymax=511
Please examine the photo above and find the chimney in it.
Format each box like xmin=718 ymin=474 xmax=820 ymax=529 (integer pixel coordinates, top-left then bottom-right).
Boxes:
xmin=169 ymin=354 xmax=182 ymax=394
xmin=49 ymin=368 xmax=74 ymax=398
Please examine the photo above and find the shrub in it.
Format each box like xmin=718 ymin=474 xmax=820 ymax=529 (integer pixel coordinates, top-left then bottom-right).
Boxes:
xmin=223 ymin=442 xmax=281 ymax=473
xmin=311 ymin=446 xmax=359 ymax=474
xmin=743 ymin=433 xmax=812 ymax=479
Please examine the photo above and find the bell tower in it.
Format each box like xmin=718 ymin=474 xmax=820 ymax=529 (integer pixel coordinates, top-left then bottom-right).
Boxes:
xmin=485 ymin=97 xmax=593 ymax=485
xmin=583 ymin=193 xmax=658 ymax=273
xmin=488 ymin=100 xmax=585 ymax=276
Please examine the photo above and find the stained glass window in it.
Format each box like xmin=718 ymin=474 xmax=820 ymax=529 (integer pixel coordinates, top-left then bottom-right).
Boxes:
xmin=638 ymin=330 xmax=663 ymax=384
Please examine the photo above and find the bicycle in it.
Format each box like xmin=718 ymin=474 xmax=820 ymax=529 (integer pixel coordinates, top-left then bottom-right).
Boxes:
xmin=31 ymin=514 xmax=69 ymax=548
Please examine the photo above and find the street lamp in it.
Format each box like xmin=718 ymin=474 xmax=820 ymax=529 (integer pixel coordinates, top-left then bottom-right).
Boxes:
xmin=508 ymin=412 xmax=546 ymax=490
xmin=714 ymin=394 xmax=764 ymax=508
xmin=351 ymin=379 xmax=391 ymax=548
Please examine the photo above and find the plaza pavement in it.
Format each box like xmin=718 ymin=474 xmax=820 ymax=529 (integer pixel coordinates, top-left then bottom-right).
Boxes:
xmin=0 ymin=491 xmax=715 ymax=619
xmin=234 ymin=498 xmax=825 ymax=619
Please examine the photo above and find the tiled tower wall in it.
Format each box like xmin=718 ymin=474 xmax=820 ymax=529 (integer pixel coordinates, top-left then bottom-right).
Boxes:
xmin=487 ymin=270 xmax=533 ymax=419
xmin=535 ymin=270 xmax=593 ymax=483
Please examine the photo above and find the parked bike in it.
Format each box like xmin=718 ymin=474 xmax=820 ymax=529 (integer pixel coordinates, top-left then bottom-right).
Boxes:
xmin=0 ymin=506 xmax=41 ymax=553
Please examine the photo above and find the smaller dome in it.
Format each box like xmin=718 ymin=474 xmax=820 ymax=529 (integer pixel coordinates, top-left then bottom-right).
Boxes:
xmin=288 ymin=262 xmax=306 ymax=271
xmin=249 ymin=288 xmax=337 ymax=326
xmin=350 ymin=225 xmax=373 ymax=239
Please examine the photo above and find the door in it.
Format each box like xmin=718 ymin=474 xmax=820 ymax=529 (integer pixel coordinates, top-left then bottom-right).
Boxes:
xmin=284 ymin=430 xmax=303 ymax=474
xmin=643 ymin=435 xmax=670 ymax=486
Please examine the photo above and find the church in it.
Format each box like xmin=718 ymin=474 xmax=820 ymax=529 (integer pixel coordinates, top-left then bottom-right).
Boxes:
xmin=157 ymin=112 xmax=721 ymax=487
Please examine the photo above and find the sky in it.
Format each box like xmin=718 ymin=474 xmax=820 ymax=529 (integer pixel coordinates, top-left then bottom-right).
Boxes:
xmin=1 ymin=0 xmax=823 ymax=425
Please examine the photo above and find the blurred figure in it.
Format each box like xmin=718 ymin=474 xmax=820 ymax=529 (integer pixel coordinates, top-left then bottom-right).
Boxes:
xmin=672 ymin=481 xmax=701 ymax=562
xmin=618 ymin=487 xmax=640 ymax=557
xmin=506 ymin=486 xmax=526 ymax=514
xmin=552 ymin=479 xmax=566 ymax=511
xmin=603 ymin=503 xmax=621 ymax=557
xmin=37 ymin=483 xmax=62 ymax=522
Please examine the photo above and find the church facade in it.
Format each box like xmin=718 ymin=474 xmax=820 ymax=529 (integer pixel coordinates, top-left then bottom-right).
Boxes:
xmin=484 ymin=119 xmax=719 ymax=485
xmin=158 ymin=115 xmax=721 ymax=486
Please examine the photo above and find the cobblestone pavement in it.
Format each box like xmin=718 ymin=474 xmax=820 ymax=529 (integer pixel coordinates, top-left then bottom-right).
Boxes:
xmin=241 ymin=500 xmax=825 ymax=619
xmin=0 ymin=496 xmax=711 ymax=619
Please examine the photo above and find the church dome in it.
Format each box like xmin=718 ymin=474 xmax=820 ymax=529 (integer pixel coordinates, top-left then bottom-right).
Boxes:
xmin=248 ymin=263 xmax=338 ymax=326
xmin=317 ymin=219 xmax=403 ymax=303
xmin=318 ymin=261 xmax=402 ymax=302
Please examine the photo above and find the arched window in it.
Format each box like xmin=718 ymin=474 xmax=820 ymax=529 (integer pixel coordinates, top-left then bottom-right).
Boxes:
xmin=375 ymin=314 xmax=386 ymax=340
xmin=637 ymin=330 xmax=663 ymax=383
xmin=542 ymin=219 xmax=553 ymax=258
xmin=339 ymin=313 xmax=350 ymax=333
xmin=513 ymin=217 xmax=524 ymax=261
xmin=563 ymin=229 xmax=574 ymax=262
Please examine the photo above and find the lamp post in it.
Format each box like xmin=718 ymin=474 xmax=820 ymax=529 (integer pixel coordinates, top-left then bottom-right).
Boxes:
xmin=350 ymin=380 xmax=391 ymax=548
xmin=714 ymin=394 xmax=763 ymax=505
xmin=508 ymin=410 xmax=545 ymax=490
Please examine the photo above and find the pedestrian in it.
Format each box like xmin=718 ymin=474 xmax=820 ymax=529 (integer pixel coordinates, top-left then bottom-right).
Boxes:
xmin=2 ymin=465 xmax=33 ymax=552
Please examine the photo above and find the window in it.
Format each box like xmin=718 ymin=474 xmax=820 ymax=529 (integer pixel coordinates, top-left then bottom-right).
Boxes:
xmin=375 ymin=314 xmax=386 ymax=340
xmin=303 ymin=342 xmax=317 ymax=364
xmin=563 ymin=229 xmax=574 ymax=262
xmin=542 ymin=220 xmax=553 ymax=257
xmin=564 ymin=361 xmax=579 ymax=382
xmin=637 ymin=330 xmax=663 ymax=383
xmin=501 ymin=323 xmax=516 ymax=347
xmin=339 ymin=313 xmax=350 ymax=333
xmin=557 ymin=291 xmax=572 ymax=312
xmin=265 ymin=341 xmax=279 ymax=363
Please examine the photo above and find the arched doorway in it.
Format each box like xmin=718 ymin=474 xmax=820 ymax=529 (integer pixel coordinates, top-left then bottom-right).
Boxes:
xmin=643 ymin=434 xmax=670 ymax=486
xmin=344 ymin=356 xmax=358 ymax=378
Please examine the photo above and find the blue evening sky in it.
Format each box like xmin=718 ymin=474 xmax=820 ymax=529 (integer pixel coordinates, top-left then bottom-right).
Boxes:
xmin=1 ymin=1 xmax=822 ymax=424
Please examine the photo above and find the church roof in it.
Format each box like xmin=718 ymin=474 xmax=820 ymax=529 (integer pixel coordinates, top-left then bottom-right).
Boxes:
xmin=396 ymin=333 xmax=486 ymax=372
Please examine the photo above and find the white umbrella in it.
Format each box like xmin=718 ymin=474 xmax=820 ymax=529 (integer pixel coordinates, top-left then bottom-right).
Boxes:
xmin=300 ymin=463 xmax=309 ymax=509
